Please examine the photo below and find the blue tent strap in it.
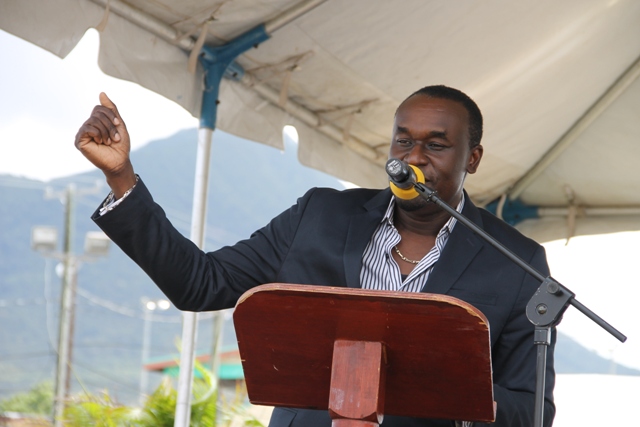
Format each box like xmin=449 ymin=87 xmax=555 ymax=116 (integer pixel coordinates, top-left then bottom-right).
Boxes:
xmin=199 ymin=24 xmax=270 ymax=130
xmin=485 ymin=197 xmax=539 ymax=226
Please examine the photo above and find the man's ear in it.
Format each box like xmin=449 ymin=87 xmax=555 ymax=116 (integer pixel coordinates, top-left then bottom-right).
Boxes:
xmin=467 ymin=145 xmax=483 ymax=174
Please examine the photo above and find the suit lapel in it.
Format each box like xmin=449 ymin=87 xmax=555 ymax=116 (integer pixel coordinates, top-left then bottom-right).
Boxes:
xmin=343 ymin=189 xmax=392 ymax=288
xmin=423 ymin=197 xmax=484 ymax=295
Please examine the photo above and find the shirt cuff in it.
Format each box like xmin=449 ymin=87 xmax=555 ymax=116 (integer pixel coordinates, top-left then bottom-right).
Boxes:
xmin=98 ymin=175 xmax=140 ymax=216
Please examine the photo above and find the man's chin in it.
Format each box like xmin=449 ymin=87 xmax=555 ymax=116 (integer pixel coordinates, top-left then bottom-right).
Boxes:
xmin=395 ymin=196 xmax=430 ymax=212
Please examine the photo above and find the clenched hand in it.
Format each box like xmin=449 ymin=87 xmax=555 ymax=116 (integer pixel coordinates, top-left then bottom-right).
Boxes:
xmin=75 ymin=93 xmax=136 ymax=198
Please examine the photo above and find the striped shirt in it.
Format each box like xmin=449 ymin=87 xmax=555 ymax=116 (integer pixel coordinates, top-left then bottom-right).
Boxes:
xmin=360 ymin=195 xmax=471 ymax=427
xmin=360 ymin=195 xmax=465 ymax=293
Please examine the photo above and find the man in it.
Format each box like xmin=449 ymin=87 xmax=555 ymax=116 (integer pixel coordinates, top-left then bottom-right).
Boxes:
xmin=75 ymin=85 xmax=555 ymax=426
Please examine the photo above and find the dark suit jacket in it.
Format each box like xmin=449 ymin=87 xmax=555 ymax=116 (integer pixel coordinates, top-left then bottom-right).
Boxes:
xmin=93 ymin=179 xmax=555 ymax=427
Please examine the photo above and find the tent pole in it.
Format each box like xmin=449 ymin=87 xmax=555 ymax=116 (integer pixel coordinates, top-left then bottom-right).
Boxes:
xmin=174 ymin=21 xmax=270 ymax=427
xmin=174 ymin=127 xmax=213 ymax=427
xmin=173 ymin=18 xmax=270 ymax=426
xmin=173 ymin=4 xmax=328 ymax=425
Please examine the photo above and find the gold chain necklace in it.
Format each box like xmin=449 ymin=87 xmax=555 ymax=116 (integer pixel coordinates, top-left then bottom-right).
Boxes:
xmin=393 ymin=245 xmax=420 ymax=264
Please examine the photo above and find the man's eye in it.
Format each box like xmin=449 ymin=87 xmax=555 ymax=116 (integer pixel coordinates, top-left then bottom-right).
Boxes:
xmin=396 ymin=139 xmax=411 ymax=145
xmin=428 ymin=143 xmax=444 ymax=150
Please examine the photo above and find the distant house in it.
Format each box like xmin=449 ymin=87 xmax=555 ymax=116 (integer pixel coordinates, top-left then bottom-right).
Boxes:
xmin=143 ymin=347 xmax=244 ymax=392
xmin=143 ymin=348 xmax=274 ymax=423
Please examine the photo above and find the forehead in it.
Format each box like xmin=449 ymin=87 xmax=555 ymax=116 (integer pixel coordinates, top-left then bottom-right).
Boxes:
xmin=394 ymin=95 xmax=469 ymax=138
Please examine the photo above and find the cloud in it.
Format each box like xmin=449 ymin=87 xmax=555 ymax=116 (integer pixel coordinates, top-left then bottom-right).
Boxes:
xmin=0 ymin=116 xmax=93 ymax=181
xmin=0 ymin=29 xmax=197 ymax=181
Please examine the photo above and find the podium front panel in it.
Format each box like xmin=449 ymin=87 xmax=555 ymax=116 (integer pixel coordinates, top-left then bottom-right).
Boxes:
xmin=234 ymin=284 xmax=494 ymax=422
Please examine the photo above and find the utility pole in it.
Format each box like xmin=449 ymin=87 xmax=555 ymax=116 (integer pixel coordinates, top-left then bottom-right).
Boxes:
xmin=53 ymin=183 xmax=76 ymax=427
xmin=32 ymin=181 xmax=108 ymax=427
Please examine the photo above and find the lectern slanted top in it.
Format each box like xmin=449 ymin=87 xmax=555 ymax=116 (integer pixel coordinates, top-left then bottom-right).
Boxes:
xmin=233 ymin=283 xmax=495 ymax=423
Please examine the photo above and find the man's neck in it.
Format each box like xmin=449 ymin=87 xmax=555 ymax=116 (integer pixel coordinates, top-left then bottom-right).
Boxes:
xmin=394 ymin=207 xmax=452 ymax=237
xmin=393 ymin=192 xmax=463 ymax=237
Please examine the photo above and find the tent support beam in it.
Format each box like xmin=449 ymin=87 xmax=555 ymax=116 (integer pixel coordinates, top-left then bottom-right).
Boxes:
xmin=90 ymin=0 xmax=381 ymax=166
xmin=265 ymin=0 xmax=328 ymax=33
xmin=508 ymin=53 xmax=640 ymax=200
xmin=198 ymin=26 xmax=271 ymax=129
xmin=90 ymin=0 xmax=195 ymax=50
xmin=240 ymin=75 xmax=382 ymax=163
xmin=538 ymin=206 xmax=640 ymax=217
xmin=486 ymin=196 xmax=640 ymax=227
xmin=89 ymin=0 xmax=327 ymax=50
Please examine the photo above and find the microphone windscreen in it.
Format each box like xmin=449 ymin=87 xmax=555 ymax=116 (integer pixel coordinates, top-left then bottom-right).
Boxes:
xmin=389 ymin=164 xmax=425 ymax=200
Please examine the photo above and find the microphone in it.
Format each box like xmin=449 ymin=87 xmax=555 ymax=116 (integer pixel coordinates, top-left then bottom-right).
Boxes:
xmin=385 ymin=158 xmax=425 ymax=200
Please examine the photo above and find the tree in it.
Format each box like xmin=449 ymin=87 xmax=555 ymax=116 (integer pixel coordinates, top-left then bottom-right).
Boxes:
xmin=59 ymin=361 xmax=263 ymax=427
xmin=0 ymin=381 xmax=53 ymax=416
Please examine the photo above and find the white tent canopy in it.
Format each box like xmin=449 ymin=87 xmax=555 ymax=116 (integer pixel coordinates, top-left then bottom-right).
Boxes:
xmin=2 ymin=0 xmax=640 ymax=242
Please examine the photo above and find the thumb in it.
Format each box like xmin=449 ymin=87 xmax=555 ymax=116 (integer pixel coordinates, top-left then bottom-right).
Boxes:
xmin=99 ymin=92 xmax=126 ymax=135
xmin=99 ymin=92 xmax=122 ymax=120
xmin=99 ymin=91 xmax=115 ymax=108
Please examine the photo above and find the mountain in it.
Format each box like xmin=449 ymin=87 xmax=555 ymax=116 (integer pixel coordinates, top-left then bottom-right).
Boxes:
xmin=0 ymin=129 xmax=637 ymax=405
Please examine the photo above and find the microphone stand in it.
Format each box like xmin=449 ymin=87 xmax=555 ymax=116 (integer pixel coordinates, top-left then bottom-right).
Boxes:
xmin=412 ymin=182 xmax=627 ymax=427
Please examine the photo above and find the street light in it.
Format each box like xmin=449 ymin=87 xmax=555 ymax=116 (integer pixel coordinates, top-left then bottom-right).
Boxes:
xmin=139 ymin=297 xmax=171 ymax=404
xmin=83 ymin=231 xmax=111 ymax=257
xmin=31 ymin=226 xmax=58 ymax=253
xmin=32 ymin=226 xmax=111 ymax=258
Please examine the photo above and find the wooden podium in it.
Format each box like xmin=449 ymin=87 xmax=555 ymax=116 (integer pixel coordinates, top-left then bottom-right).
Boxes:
xmin=233 ymin=284 xmax=495 ymax=425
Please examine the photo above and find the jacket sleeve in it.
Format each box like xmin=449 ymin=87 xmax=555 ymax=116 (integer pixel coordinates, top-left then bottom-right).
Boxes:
xmin=93 ymin=178 xmax=314 ymax=311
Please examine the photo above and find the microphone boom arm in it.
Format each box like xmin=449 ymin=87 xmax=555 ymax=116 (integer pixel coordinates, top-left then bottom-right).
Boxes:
xmin=412 ymin=181 xmax=627 ymax=427
xmin=414 ymin=182 xmax=625 ymax=338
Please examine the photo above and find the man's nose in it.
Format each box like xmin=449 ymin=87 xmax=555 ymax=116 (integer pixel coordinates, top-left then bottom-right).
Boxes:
xmin=403 ymin=143 xmax=427 ymax=165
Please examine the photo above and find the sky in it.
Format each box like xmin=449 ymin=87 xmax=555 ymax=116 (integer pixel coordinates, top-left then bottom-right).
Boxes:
xmin=0 ymin=29 xmax=197 ymax=182
xmin=0 ymin=26 xmax=638 ymax=376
